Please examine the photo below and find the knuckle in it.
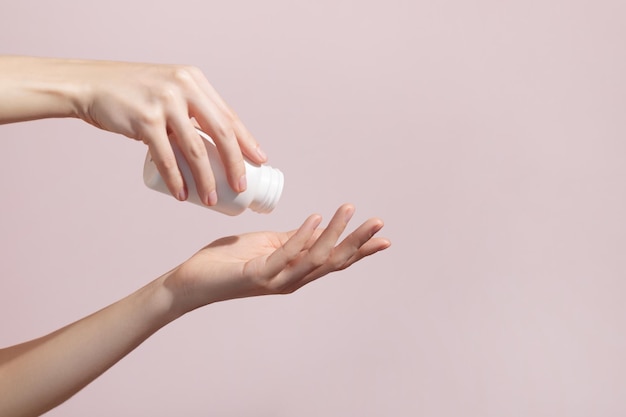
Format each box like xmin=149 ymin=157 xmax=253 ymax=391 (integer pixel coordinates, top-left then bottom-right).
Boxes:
xmin=332 ymin=256 xmax=349 ymax=271
xmin=186 ymin=137 xmax=208 ymax=159
xmin=281 ymin=245 xmax=301 ymax=262
xmin=172 ymin=65 xmax=199 ymax=87
xmin=157 ymin=154 xmax=178 ymax=172
xmin=212 ymin=123 xmax=236 ymax=142
xmin=222 ymin=149 xmax=244 ymax=171
xmin=137 ymin=107 xmax=163 ymax=128
xmin=172 ymin=65 xmax=192 ymax=82
xmin=223 ymin=154 xmax=243 ymax=172
xmin=157 ymin=86 xmax=179 ymax=104
xmin=308 ymin=251 xmax=329 ymax=268
xmin=224 ymin=108 xmax=238 ymax=123
xmin=329 ymin=250 xmax=349 ymax=270
xmin=188 ymin=65 xmax=203 ymax=76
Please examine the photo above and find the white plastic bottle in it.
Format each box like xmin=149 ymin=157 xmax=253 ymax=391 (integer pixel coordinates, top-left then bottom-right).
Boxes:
xmin=143 ymin=129 xmax=284 ymax=216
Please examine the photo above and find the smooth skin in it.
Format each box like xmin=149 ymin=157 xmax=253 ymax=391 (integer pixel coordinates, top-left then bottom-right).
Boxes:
xmin=0 ymin=56 xmax=391 ymax=416
xmin=0 ymin=204 xmax=390 ymax=416
xmin=0 ymin=55 xmax=267 ymax=205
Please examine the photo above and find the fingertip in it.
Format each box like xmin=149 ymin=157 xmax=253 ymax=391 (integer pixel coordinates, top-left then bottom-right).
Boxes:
xmin=162 ymin=172 xmax=186 ymax=202
xmin=238 ymin=174 xmax=247 ymax=193
xmin=309 ymin=213 xmax=323 ymax=228
xmin=232 ymin=117 xmax=266 ymax=163
xmin=371 ymin=217 xmax=385 ymax=231
xmin=207 ymin=190 xmax=218 ymax=206
xmin=225 ymin=164 xmax=247 ymax=193
xmin=380 ymin=238 xmax=392 ymax=249
xmin=364 ymin=237 xmax=392 ymax=257
xmin=177 ymin=186 xmax=188 ymax=201
xmin=345 ymin=205 xmax=355 ymax=223
xmin=336 ymin=203 xmax=355 ymax=223
xmin=340 ymin=202 xmax=355 ymax=211
xmin=300 ymin=214 xmax=323 ymax=233
xmin=254 ymin=145 xmax=268 ymax=163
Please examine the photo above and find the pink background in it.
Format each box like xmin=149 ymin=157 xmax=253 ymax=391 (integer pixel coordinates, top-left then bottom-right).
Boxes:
xmin=2 ymin=0 xmax=626 ymax=415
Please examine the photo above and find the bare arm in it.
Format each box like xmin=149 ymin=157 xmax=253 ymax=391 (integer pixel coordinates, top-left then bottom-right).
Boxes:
xmin=0 ymin=204 xmax=390 ymax=417
xmin=0 ymin=277 xmax=175 ymax=416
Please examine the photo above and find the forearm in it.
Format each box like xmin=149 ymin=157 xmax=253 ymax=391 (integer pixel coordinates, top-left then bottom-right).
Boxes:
xmin=0 ymin=55 xmax=86 ymax=124
xmin=0 ymin=205 xmax=389 ymax=416
xmin=0 ymin=273 xmax=179 ymax=417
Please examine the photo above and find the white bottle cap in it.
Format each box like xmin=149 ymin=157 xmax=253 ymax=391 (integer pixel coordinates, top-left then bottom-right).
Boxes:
xmin=249 ymin=165 xmax=284 ymax=213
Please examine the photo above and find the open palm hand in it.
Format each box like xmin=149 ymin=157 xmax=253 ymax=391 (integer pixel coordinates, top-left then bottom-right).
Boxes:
xmin=167 ymin=204 xmax=390 ymax=313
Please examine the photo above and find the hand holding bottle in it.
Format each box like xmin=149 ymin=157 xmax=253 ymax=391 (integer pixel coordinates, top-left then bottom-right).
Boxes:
xmin=0 ymin=56 xmax=268 ymax=205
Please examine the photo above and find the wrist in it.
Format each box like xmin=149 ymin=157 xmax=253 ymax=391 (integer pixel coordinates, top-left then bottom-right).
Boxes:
xmin=0 ymin=56 xmax=89 ymax=122
xmin=158 ymin=264 xmax=221 ymax=317
xmin=36 ymin=57 xmax=92 ymax=120
xmin=135 ymin=272 xmax=187 ymax=329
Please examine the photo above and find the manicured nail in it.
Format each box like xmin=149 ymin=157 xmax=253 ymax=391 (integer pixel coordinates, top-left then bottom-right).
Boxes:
xmin=177 ymin=188 xmax=187 ymax=201
xmin=207 ymin=190 xmax=218 ymax=206
xmin=256 ymin=146 xmax=267 ymax=161
xmin=238 ymin=175 xmax=247 ymax=192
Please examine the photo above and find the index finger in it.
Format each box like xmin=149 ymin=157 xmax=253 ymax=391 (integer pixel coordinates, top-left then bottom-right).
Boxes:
xmin=192 ymin=74 xmax=267 ymax=165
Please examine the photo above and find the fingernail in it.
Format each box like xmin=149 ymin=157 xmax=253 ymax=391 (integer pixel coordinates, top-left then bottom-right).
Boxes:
xmin=207 ymin=190 xmax=218 ymax=206
xmin=238 ymin=175 xmax=247 ymax=192
xmin=177 ymin=188 xmax=187 ymax=201
xmin=256 ymin=146 xmax=267 ymax=161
